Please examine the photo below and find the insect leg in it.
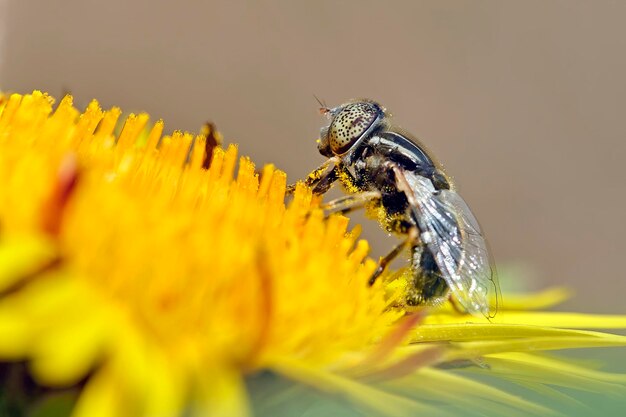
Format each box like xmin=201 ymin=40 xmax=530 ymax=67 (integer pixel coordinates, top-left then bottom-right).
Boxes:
xmin=286 ymin=156 xmax=340 ymax=195
xmin=320 ymin=191 xmax=381 ymax=217
xmin=448 ymin=295 xmax=467 ymax=315
xmin=369 ymin=227 xmax=419 ymax=286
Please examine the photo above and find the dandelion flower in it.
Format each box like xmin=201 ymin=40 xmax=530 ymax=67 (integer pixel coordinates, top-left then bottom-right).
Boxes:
xmin=0 ymin=91 xmax=625 ymax=417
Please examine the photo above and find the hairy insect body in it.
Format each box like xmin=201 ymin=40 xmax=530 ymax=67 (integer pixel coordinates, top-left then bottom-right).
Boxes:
xmin=295 ymin=99 xmax=496 ymax=317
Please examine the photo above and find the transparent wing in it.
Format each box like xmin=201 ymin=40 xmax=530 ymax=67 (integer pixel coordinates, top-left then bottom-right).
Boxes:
xmin=399 ymin=170 xmax=497 ymax=316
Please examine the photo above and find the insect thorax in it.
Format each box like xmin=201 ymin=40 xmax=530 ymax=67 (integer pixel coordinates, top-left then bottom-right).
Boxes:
xmin=338 ymin=149 xmax=415 ymax=235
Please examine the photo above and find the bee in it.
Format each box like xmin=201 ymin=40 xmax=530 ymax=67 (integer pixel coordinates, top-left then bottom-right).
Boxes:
xmin=291 ymin=99 xmax=498 ymax=317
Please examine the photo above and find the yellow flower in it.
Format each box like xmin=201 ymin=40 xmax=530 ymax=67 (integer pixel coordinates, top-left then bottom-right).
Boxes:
xmin=0 ymin=91 xmax=625 ymax=417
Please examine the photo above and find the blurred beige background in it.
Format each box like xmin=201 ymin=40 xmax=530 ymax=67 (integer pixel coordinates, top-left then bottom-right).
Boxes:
xmin=1 ymin=1 xmax=624 ymax=312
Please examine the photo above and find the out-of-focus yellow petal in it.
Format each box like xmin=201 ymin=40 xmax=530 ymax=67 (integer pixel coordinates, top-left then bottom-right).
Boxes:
xmin=493 ymin=287 xmax=573 ymax=310
xmin=193 ymin=368 xmax=250 ymax=417
xmin=128 ymin=344 xmax=187 ymax=417
xmin=0 ymin=236 xmax=57 ymax=291
xmin=72 ymin=366 xmax=128 ymax=417
xmin=29 ymin=307 xmax=110 ymax=386
xmin=0 ymin=272 xmax=110 ymax=384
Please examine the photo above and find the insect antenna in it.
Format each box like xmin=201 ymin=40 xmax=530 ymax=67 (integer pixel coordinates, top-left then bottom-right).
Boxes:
xmin=313 ymin=94 xmax=330 ymax=115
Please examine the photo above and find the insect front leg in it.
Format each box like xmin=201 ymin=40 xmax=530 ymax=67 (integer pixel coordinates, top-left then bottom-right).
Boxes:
xmin=286 ymin=156 xmax=340 ymax=196
xmin=369 ymin=226 xmax=419 ymax=286
xmin=320 ymin=191 xmax=381 ymax=218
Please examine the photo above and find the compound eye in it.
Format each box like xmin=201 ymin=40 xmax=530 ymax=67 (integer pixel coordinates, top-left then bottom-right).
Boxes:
xmin=329 ymin=102 xmax=379 ymax=155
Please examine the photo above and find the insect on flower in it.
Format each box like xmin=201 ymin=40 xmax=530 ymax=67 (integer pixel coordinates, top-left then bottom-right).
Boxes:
xmin=290 ymin=99 xmax=499 ymax=317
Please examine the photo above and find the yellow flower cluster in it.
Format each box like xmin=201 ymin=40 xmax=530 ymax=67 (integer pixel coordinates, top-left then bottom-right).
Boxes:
xmin=1 ymin=91 xmax=625 ymax=417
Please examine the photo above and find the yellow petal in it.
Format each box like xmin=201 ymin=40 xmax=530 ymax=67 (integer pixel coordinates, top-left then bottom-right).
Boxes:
xmin=442 ymin=333 xmax=626 ymax=360
xmin=492 ymin=287 xmax=573 ymax=310
xmin=193 ymin=368 xmax=250 ymax=417
xmin=0 ymin=235 xmax=57 ymax=291
xmin=424 ymin=311 xmax=626 ymax=329
xmin=72 ymin=365 xmax=128 ymax=417
xmin=412 ymin=322 xmax=626 ymax=343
